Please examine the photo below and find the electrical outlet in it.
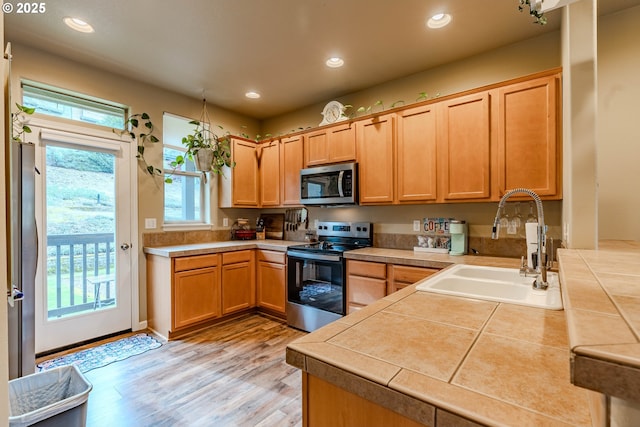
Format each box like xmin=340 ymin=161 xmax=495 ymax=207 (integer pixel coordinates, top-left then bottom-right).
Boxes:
xmin=223 ymin=217 xmax=229 ymax=227
xmin=413 ymin=220 xmax=420 ymax=232
xmin=144 ymin=218 xmax=157 ymax=229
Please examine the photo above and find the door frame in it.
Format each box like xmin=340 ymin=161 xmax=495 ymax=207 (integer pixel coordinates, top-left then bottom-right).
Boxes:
xmin=29 ymin=117 xmax=141 ymax=351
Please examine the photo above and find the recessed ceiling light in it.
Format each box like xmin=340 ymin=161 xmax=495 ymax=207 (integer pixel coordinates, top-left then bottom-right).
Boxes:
xmin=245 ymin=91 xmax=261 ymax=99
xmin=64 ymin=17 xmax=94 ymax=33
xmin=326 ymin=57 xmax=344 ymax=68
xmin=427 ymin=13 xmax=452 ymax=29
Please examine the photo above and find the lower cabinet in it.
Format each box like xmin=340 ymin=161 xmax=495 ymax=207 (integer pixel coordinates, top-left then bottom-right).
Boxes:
xmin=303 ymin=373 xmax=425 ymax=427
xmin=347 ymin=260 xmax=442 ymax=313
xmin=221 ymin=250 xmax=256 ymax=315
xmin=256 ymin=250 xmax=287 ymax=316
xmin=147 ymin=253 xmax=222 ymax=339
xmin=346 ymin=260 xmax=387 ymax=314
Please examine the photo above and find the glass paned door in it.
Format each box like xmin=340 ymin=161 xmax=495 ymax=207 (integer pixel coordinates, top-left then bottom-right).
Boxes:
xmin=45 ymin=145 xmax=118 ymax=318
xmin=35 ymin=130 xmax=132 ymax=353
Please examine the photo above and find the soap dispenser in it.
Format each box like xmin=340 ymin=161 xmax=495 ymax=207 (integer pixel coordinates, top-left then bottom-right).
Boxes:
xmin=449 ymin=220 xmax=467 ymax=256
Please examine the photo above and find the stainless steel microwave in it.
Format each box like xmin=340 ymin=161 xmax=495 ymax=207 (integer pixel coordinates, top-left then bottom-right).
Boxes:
xmin=300 ymin=162 xmax=358 ymax=205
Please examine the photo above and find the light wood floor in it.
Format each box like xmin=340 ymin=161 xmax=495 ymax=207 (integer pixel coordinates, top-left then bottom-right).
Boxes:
xmin=38 ymin=314 xmax=306 ymax=426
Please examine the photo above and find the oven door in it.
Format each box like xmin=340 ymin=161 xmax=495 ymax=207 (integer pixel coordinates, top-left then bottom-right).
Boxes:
xmin=286 ymin=251 xmax=345 ymax=332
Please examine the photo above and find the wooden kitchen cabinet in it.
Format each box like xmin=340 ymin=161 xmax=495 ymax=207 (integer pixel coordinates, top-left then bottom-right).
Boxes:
xmin=356 ymin=114 xmax=396 ymax=205
xmin=147 ymin=253 xmax=221 ymax=339
xmin=495 ymin=74 xmax=561 ymax=199
xmin=304 ymin=122 xmax=356 ymax=166
xmin=259 ymin=140 xmax=280 ymax=206
xmin=396 ymin=105 xmax=438 ymax=203
xmin=388 ymin=264 xmax=439 ymax=294
xmin=304 ymin=373 xmax=425 ymax=427
xmin=221 ymin=250 xmax=256 ymax=315
xmin=346 ymin=260 xmax=387 ymax=314
xmin=256 ymin=250 xmax=287 ymax=316
xmin=280 ymin=135 xmax=304 ymax=205
xmin=219 ymin=137 xmax=259 ymax=207
xmin=438 ymin=91 xmax=493 ymax=202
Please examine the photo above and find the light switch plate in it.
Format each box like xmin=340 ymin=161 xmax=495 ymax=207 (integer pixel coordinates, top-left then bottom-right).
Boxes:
xmin=413 ymin=220 xmax=420 ymax=232
xmin=223 ymin=217 xmax=229 ymax=227
xmin=144 ymin=218 xmax=157 ymax=229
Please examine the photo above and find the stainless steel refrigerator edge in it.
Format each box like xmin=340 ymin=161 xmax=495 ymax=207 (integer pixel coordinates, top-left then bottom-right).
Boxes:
xmin=7 ymin=141 xmax=37 ymax=379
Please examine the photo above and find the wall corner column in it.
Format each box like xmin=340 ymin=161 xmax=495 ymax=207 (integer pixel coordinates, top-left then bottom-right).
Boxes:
xmin=561 ymin=0 xmax=598 ymax=249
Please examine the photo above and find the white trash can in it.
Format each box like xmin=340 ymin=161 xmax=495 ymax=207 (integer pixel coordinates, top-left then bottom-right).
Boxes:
xmin=9 ymin=364 xmax=93 ymax=427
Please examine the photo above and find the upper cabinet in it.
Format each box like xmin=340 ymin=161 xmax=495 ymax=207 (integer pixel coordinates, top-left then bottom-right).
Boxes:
xmin=305 ymin=122 xmax=356 ymax=166
xmin=495 ymin=74 xmax=561 ymax=199
xmin=258 ymin=140 xmax=281 ymax=207
xmin=356 ymin=114 xmax=396 ymax=205
xmin=280 ymin=135 xmax=304 ymax=206
xmin=234 ymin=69 xmax=561 ymax=208
xmin=396 ymin=105 xmax=438 ymax=203
xmin=437 ymin=91 xmax=493 ymax=202
xmin=219 ymin=138 xmax=259 ymax=208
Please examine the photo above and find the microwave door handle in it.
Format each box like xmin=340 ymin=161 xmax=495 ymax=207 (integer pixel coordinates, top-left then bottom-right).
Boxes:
xmin=338 ymin=171 xmax=345 ymax=197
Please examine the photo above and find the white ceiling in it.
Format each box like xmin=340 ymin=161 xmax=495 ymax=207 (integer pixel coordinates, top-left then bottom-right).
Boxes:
xmin=5 ymin=0 xmax=639 ymax=120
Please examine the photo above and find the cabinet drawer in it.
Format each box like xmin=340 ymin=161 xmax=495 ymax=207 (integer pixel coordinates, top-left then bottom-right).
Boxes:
xmin=258 ymin=250 xmax=285 ymax=264
xmin=347 ymin=260 xmax=386 ymax=279
xmin=347 ymin=276 xmax=386 ymax=305
xmin=222 ymin=250 xmax=252 ymax=265
xmin=174 ymin=254 xmax=218 ymax=272
xmin=391 ymin=265 xmax=439 ymax=284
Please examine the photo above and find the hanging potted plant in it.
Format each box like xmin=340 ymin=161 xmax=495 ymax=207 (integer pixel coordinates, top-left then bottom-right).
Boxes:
xmin=178 ymin=99 xmax=235 ymax=174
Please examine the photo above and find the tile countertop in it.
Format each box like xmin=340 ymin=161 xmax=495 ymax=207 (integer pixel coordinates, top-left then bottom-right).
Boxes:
xmin=143 ymin=239 xmax=299 ymax=257
xmin=287 ymin=247 xmax=605 ymax=427
xmin=559 ymin=240 xmax=640 ymax=403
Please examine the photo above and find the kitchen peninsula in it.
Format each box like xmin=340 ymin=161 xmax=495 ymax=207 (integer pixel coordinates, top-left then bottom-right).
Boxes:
xmin=287 ymin=244 xmax=640 ymax=427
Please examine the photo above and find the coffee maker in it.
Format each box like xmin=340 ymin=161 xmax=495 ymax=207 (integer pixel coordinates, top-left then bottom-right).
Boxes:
xmin=449 ymin=220 xmax=467 ymax=256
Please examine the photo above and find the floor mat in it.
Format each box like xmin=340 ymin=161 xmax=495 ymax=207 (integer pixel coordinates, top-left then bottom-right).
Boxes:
xmin=37 ymin=333 xmax=162 ymax=373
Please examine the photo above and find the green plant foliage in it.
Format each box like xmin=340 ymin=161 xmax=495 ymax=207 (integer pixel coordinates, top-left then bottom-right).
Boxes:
xmin=113 ymin=112 xmax=172 ymax=182
xmin=12 ymin=103 xmax=36 ymax=142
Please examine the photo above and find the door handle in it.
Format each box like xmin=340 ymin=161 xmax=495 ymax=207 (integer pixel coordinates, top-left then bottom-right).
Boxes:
xmin=120 ymin=243 xmax=131 ymax=251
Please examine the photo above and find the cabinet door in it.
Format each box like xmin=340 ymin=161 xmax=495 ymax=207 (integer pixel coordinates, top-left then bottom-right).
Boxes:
xmin=174 ymin=266 xmax=220 ymax=329
xmin=438 ymin=92 xmax=492 ymax=201
xmin=305 ymin=129 xmax=329 ymax=166
xmin=327 ymin=123 xmax=356 ymax=164
xmin=346 ymin=260 xmax=387 ymax=314
xmin=356 ymin=114 xmax=395 ymax=204
xmin=221 ymin=251 xmax=256 ymax=315
xmin=305 ymin=123 xmax=356 ymax=166
xmin=231 ymin=139 xmax=259 ymax=206
xmin=281 ymin=135 xmax=304 ymax=205
xmin=259 ymin=140 xmax=280 ymax=206
xmin=257 ymin=260 xmax=286 ymax=314
xmin=388 ymin=265 xmax=439 ymax=294
xmin=496 ymin=75 xmax=560 ymax=198
xmin=396 ymin=105 xmax=437 ymax=203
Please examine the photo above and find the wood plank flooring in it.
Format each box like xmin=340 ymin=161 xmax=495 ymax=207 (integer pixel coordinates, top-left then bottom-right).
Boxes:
xmin=38 ymin=314 xmax=306 ymax=426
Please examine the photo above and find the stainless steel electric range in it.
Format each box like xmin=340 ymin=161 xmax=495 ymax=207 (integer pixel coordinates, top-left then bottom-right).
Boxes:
xmin=286 ymin=221 xmax=373 ymax=332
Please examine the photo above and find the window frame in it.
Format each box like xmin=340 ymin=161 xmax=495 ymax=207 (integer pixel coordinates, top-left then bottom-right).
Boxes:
xmin=21 ymin=80 xmax=127 ymax=130
xmin=162 ymin=113 xmax=210 ymax=229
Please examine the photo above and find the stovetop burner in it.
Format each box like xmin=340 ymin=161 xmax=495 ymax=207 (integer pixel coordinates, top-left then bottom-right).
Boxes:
xmin=287 ymin=221 xmax=373 ymax=255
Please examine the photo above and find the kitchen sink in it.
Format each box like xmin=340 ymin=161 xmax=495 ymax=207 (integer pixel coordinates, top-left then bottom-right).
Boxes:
xmin=415 ymin=264 xmax=563 ymax=310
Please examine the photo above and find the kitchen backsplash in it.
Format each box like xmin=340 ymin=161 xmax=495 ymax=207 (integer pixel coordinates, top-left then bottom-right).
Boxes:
xmin=143 ymin=228 xmax=559 ymax=260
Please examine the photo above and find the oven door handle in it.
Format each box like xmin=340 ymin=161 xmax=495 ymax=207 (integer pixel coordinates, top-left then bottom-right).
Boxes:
xmin=337 ymin=170 xmax=345 ymax=197
xmin=287 ymin=251 xmax=342 ymax=263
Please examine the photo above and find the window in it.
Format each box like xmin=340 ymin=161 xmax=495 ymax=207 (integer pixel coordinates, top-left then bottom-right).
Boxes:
xmin=21 ymin=81 xmax=126 ymax=129
xmin=163 ymin=113 xmax=208 ymax=225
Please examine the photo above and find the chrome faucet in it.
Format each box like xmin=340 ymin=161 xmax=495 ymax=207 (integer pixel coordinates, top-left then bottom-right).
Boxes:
xmin=491 ymin=188 xmax=548 ymax=290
